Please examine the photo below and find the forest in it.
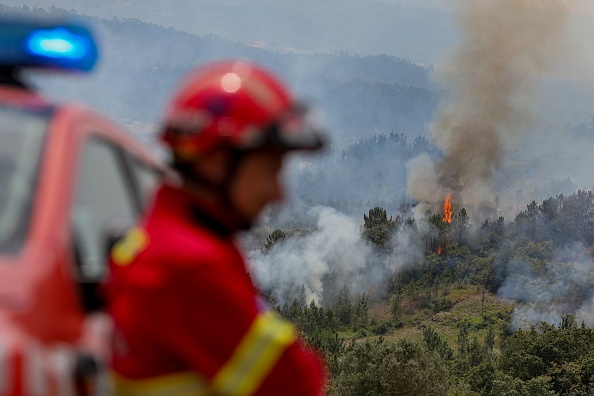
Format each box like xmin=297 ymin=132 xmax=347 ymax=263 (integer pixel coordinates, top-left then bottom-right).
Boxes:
xmin=247 ymin=121 xmax=594 ymax=395
xmin=261 ymin=184 xmax=594 ymax=395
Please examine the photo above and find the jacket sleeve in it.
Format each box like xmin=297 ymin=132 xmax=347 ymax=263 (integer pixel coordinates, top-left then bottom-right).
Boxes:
xmin=149 ymin=260 xmax=326 ymax=396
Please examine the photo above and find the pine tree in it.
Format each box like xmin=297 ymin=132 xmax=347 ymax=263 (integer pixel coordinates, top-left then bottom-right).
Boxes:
xmin=263 ymin=229 xmax=286 ymax=252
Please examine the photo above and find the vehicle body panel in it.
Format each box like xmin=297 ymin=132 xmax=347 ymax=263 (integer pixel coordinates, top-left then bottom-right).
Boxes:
xmin=0 ymin=84 xmax=165 ymax=395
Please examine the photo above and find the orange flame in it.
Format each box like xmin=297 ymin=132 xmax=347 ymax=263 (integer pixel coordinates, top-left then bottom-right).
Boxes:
xmin=437 ymin=246 xmax=443 ymax=255
xmin=443 ymin=193 xmax=453 ymax=224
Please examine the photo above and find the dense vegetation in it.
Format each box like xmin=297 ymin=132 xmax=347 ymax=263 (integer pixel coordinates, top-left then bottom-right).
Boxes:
xmin=280 ymin=132 xmax=441 ymax=222
xmin=263 ymin=189 xmax=594 ymax=395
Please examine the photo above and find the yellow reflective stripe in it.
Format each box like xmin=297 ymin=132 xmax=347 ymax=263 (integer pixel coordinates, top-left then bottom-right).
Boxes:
xmin=211 ymin=311 xmax=297 ymax=396
xmin=112 ymin=227 xmax=149 ymax=266
xmin=110 ymin=313 xmax=296 ymax=396
xmin=111 ymin=371 xmax=208 ymax=396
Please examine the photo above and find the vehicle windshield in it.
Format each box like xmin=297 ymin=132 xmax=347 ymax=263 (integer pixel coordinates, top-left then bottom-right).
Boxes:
xmin=0 ymin=105 xmax=49 ymax=254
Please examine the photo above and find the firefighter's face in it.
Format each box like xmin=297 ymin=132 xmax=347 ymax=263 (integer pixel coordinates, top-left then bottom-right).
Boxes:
xmin=229 ymin=150 xmax=285 ymax=222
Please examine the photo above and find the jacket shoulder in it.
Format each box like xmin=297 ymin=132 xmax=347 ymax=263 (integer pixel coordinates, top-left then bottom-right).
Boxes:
xmin=151 ymin=221 xmax=236 ymax=267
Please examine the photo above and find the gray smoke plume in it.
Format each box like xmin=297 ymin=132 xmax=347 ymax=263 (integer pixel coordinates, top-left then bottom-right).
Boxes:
xmin=407 ymin=0 xmax=569 ymax=221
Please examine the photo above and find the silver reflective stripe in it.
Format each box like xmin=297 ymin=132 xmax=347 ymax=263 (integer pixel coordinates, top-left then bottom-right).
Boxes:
xmin=25 ymin=341 xmax=46 ymax=396
xmin=0 ymin=338 xmax=9 ymax=394
xmin=48 ymin=344 xmax=76 ymax=396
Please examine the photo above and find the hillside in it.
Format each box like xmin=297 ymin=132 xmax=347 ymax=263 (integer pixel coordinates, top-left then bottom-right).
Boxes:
xmin=259 ymin=193 xmax=594 ymax=394
xmin=374 ymin=288 xmax=515 ymax=344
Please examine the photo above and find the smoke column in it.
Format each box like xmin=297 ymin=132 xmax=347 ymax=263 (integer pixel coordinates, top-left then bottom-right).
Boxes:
xmin=407 ymin=0 xmax=568 ymax=219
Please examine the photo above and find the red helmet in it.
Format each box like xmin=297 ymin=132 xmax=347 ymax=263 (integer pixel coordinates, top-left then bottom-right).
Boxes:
xmin=161 ymin=60 xmax=325 ymax=159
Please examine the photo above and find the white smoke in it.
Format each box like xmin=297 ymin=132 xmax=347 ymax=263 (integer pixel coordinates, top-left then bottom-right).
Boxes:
xmin=248 ymin=206 xmax=369 ymax=305
xmin=499 ymin=243 xmax=594 ymax=329
xmin=247 ymin=206 xmax=408 ymax=306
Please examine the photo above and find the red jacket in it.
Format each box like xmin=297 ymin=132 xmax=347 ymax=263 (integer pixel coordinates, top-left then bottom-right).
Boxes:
xmin=106 ymin=184 xmax=325 ymax=396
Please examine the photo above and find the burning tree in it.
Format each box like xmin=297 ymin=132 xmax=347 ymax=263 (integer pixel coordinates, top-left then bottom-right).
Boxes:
xmin=425 ymin=196 xmax=471 ymax=255
xmin=442 ymin=193 xmax=453 ymax=224
xmin=427 ymin=210 xmax=451 ymax=256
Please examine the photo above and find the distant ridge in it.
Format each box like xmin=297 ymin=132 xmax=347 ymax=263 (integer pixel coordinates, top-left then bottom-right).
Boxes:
xmin=0 ymin=0 xmax=458 ymax=63
xmin=1 ymin=3 xmax=441 ymax=144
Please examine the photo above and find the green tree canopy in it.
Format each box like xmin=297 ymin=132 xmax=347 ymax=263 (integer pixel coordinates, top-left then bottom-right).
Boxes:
xmin=363 ymin=207 xmax=398 ymax=249
xmin=331 ymin=338 xmax=449 ymax=396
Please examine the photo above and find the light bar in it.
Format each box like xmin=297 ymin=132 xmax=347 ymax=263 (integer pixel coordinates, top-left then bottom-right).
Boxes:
xmin=0 ymin=17 xmax=98 ymax=72
xmin=27 ymin=28 xmax=88 ymax=59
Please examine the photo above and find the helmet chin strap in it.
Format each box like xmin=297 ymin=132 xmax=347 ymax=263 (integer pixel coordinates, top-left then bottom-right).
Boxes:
xmin=218 ymin=148 xmax=254 ymax=231
xmin=184 ymin=149 xmax=253 ymax=232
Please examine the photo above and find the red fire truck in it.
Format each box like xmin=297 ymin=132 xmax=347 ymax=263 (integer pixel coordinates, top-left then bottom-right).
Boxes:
xmin=0 ymin=17 xmax=165 ymax=395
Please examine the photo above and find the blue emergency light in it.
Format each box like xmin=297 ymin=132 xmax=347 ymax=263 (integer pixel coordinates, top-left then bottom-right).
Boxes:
xmin=0 ymin=17 xmax=98 ymax=72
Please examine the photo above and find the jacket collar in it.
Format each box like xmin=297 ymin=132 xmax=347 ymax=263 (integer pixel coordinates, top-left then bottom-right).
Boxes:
xmin=154 ymin=183 xmax=244 ymax=238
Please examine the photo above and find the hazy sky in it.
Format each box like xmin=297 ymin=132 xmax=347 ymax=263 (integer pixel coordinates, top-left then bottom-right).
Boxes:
xmin=4 ymin=0 xmax=594 ymax=81
xmin=382 ymin=0 xmax=594 ymax=14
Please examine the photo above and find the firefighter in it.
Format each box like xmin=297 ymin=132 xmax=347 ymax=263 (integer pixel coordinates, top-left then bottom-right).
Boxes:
xmin=107 ymin=60 xmax=326 ymax=395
